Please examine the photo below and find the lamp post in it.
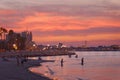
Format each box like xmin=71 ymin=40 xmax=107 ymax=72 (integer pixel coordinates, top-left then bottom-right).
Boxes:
xmin=13 ymin=43 xmax=18 ymax=51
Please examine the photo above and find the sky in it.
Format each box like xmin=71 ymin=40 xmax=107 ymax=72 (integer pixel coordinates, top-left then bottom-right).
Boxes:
xmin=0 ymin=0 xmax=120 ymax=46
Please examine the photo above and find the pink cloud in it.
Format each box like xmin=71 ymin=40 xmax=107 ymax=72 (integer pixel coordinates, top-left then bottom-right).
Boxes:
xmin=0 ymin=2 xmax=120 ymax=46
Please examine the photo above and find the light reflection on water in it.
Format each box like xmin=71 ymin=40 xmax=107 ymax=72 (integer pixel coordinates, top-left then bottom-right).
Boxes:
xmin=30 ymin=51 xmax=120 ymax=80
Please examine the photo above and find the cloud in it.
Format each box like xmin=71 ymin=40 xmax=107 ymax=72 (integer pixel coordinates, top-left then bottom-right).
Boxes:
xmin=0 ymin=0 xmax=120 ymax=27
xmin=0 ymin=0 xmax=120 ymax=45
xmin=33 ymin=33 xmax=120 ymax=43
xmin=31 ymin=27 xmax=120 ymax=37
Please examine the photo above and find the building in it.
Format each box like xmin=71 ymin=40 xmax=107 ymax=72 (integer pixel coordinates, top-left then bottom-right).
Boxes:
xmin=21 ymin=31 xmax=32 ymax=42
xmin=6 ymin=30 xmax=34 ymax=51
xmin=58 ymin=43 xmax=63 ymax=48
xmin=0 ymin=40 xmax=7 ymax=52
xmin=21 ymin=31 xmax=36 ymax=50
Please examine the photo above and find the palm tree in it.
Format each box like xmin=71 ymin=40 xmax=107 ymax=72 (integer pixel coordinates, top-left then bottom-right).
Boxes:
xmin=2 ymin=28 xmax=7 ymax=40
xmin=8 ymin=30 xmax=15 ymax=50
xmin=0 ymin=27 xmax=3 ymax=40
xmin=8 ymin=30 xmax=14 ymax=35
xmin=0 ymin=33 xmax=2 ymax=40
xmin=0 ymin=27 xmax=7 ymax=40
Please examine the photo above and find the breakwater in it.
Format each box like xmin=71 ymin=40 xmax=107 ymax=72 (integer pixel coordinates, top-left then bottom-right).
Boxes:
xmin=0 ymin=50 xmax=75 ymax=58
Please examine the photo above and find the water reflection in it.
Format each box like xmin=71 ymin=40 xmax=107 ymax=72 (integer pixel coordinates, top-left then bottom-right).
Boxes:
xmin=30 ymin=51 xmax=120 ymax=80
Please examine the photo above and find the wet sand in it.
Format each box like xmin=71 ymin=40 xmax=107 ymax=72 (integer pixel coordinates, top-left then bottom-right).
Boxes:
xmin=0 ymin=58 xmax=51 ymax=80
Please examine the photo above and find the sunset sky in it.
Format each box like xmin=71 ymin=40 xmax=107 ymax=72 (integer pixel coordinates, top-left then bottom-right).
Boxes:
xmin=0 ymin=0 xmax=120 ymax=46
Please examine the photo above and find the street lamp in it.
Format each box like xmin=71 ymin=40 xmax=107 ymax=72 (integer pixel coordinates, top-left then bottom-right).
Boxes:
xmin=33 ymin=44 xmax=36 ymax=47
xmin=13 ymin=44 xmax=18 ymax=50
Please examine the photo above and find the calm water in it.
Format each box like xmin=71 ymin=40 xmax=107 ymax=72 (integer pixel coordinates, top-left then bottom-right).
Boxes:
xmin=29 ymin=51 xmax=120 ymax=80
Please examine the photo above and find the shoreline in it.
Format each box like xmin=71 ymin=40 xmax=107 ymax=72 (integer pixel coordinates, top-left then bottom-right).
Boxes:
xmin=0 ymin=58 xmax=51 ymax=80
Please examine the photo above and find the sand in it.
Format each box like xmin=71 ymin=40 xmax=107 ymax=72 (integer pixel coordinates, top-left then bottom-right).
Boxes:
xmin=0 ymin=58 xmax=51 ymax=80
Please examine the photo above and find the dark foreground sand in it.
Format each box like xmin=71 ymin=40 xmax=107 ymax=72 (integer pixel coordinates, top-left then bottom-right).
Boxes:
xmin=0 ymin=58 xmax=51 ymax=80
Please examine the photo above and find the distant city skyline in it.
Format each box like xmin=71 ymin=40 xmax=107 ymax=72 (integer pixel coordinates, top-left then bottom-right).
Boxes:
xmin=0 ymin=0 xmax=120 ymax=46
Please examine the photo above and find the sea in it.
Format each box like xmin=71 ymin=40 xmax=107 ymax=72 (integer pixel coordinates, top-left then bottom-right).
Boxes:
xmin=29 ymin=51 xmax=120 ymax=80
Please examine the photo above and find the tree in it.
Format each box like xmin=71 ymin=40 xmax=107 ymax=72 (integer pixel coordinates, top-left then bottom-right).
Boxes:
xmin=0 ymin=27 xmax=3 ymax=40
xmin=0 ymin=27 xmax=7 ymax=40
xmin=7 ymin=30 xmax=15 ymax=50
xmin=2 ymin=28 xmax=7 ymax=39
xmin=8 ymin=30 xmax=14 ymax=35
xmin=0 ymin=33 xmax=2 ymax=40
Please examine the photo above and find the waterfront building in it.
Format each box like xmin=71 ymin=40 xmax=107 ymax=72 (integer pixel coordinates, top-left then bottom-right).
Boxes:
xmin=6 ymin=30 xmax=34 ymax=51
xmin=58 ymin=43 xmax=63 ymax=48
xmin=0 ymin=40 xmax=7 ymax=52
xmin=21 ymin=31 xmax=32 ymax=42
xmin=21 ymin=31 xmax=36 ymax=50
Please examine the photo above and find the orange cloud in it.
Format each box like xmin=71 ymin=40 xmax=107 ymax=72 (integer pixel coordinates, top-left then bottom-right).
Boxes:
xmin=88 ymin=17 xmax=120 ymax=28
xmin=33 ymin=33 xmax=120 ymax=43
xmin=17 ymin=12 xmax=120 ymax=32
xmin=0 ymin=4 xmax=120 ymax=46
xmin=0 ymin=10 xmax=16 ymax=15
xmin=17 ymin=12 xmax=83 ymax=31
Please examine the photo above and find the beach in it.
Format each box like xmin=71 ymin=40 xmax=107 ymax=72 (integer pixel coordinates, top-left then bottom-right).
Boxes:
xmin=0 ymin=50 xmax=75 ymax=80
xmin=0 ymin=58 xmax=51 ymax=80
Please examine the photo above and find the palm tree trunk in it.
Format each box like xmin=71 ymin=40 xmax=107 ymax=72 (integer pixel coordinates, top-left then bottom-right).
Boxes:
xmin=3 ymin=33 xmax=6 ymax=40
xmin=0 ymin=35 xmax=2 ymax=40
xmin=0 ymin=34 xmax=2 ymax=40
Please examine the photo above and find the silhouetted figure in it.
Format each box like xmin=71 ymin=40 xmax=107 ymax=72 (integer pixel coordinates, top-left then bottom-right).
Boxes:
xmin=68 ymin=54 xmax=71 ymax=58
xmin=21 ymin=57 xmax=28 ymax=65
xmin=75 ymin=54 xmax=78 ymax=58
xmin=2 ymin=56 xmax=9 ymax=61
xmin=61 ymin=58 xmax=64 ymax=67
xmin=81 ymin=57 xmax=84 ymax=66
xmin=38 ymin=57 xmax=42 ymax=60
xmin=16 ymin=56 xmax=20 ymax=66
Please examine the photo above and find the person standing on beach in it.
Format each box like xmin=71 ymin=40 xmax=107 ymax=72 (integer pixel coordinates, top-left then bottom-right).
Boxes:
xmin=68 ymin=54 xmax=71 ymax=58
xmin=61 ymin=58 xmax=64 ymax=67
xmin=21 ymin=56 xmax=28 ymax=65
xmin=16 ymin=56 xmax=20 ymax=66
xmin=75 ymin=54 xmax=78 ymax=58
xmin=81 ymin=57 xmax=84 ymax=66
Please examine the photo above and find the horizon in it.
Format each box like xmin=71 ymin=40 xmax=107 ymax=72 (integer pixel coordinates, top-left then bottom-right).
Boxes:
xmin=0 ymin=0 xmax=120 ymax=46
xmin=36 ymin=40 xmax=120 ymax=47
